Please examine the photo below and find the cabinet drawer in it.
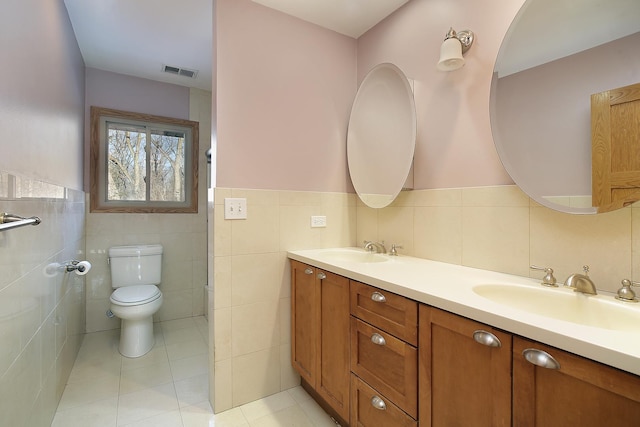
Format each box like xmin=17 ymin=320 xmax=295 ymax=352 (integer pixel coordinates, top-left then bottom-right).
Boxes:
xmin=351 ymin=374 xmax=417 ymax=427
xmin=350 ymin=317 xmax=418 ymax=418
xmin=350 ymin=281 xmax=418 ymax=345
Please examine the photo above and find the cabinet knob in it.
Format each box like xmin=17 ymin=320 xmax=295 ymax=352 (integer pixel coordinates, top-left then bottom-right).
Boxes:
xmin=522 ymin=348 xmax=561 ymax=370
xmin=304 ymin=268 xmax=313 ymax=275
xmin=370 ymin=333 xmax=386 ymax=346
xmin=473 ymin=330 xmax=502 ymax=348
xmin=317 ymin=272 xmax=327 ymax=280
xmin=371 ymin=291 xmax=386 ymax=303
xmin=370 ymin=395 xmax=387 ymax=411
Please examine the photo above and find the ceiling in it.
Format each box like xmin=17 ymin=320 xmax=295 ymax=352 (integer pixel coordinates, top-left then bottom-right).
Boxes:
xmin=63 ymin=0 xmax=409 ymax=92
xmin=496 ymin=0 xmax=640 ymax=77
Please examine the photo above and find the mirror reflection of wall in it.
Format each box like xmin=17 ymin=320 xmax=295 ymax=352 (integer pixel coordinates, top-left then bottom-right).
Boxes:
xmin=491 ymin=0 xmax=640 ymax=214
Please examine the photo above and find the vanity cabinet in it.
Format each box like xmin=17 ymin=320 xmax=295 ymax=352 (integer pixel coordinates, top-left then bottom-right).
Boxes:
xmin=350 ymin=281 xmax=418 ymax=426
xmin=419 ymin=305 xmax=512 ymax=427
xmin=291 ymin=258 xmax=640 ymax=427
xmin=290 ymin=260 xmax=350 ymax=423
xmin=513 ymin=337 xmax=640 ymax=426
xmin=420 ymin=306 xmax=640 ymax=427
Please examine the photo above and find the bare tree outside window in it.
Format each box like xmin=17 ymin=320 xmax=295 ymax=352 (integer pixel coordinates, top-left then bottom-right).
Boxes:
xmin=107 ymin=125 xmax=146 ymax=201
xmin=150 ymin=130 xmax=185 ymax=202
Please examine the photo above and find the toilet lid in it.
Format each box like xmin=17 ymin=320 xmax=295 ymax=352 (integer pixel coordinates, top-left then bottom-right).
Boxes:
xmin=111 ymin=285 xmax=161 ymax=305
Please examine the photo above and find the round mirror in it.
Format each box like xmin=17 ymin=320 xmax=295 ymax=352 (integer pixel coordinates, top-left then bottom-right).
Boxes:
xmin=490 ymin=0 xmax=640 ymax=214
xmin=347 ymin=63 xmax=416 ymax=208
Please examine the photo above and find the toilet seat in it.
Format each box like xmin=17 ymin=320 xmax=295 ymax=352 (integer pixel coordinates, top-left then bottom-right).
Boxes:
xmin=110 ymin=285 xmax=162 ymax=306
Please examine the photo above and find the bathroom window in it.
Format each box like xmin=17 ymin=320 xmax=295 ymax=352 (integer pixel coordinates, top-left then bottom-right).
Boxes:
xmin=90 ymin=106 xmax=199 ymax=213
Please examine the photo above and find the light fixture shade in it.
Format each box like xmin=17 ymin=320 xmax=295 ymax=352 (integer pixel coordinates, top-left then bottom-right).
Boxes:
xmin=437 ymin=37 xmax=465 ymax=71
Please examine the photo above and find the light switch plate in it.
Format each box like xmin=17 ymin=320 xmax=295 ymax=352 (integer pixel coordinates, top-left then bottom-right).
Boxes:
xmin=224 ymin=198 xmax=247 ymax=219
xmin=311 ymin=215 xmax=327 ymax=228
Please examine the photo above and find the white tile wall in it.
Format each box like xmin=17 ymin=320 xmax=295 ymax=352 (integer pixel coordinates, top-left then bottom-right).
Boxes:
xmin=0 ymin=172 xmax=86 ymax=426
xmin=84 ymin=202 xmax=207 ymax=332
xmin=357 ymin=185 xmax=636 ymax=293
xmin=211 ymin=188 xmax=357 ymax=412
xmin=212 ymin=184 xmax=640 ymax=413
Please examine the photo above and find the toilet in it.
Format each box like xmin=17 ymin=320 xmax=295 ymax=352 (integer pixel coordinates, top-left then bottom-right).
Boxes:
xmin=108 ymin=244 xmax=163 ymax=357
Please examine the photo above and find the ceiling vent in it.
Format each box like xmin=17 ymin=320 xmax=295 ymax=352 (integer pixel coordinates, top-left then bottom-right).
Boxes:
xmin=162 ymin=64 xmax=199 ymax=79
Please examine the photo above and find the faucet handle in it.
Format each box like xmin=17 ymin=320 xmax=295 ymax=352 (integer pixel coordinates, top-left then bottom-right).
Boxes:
xmin=530 ymin=265 xmax=558 ymax=287
xmin=389 ymin=244 xmax=403 ymax=256
xmin=616 ymin=279 xmax=640 ymax=303
xmin=583 ymin=265 xmax=590 ymax=275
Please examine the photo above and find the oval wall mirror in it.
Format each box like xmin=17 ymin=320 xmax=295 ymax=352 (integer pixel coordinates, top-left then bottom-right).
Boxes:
xmin=490 ymin=0 xmax=640 ymax=214
xmin=347 ymin=63 xmax=416 ymax=208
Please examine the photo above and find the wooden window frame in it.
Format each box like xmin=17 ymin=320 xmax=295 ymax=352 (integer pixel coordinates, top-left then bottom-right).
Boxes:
xmin=90 ymin=106 xmax=199 ymax=213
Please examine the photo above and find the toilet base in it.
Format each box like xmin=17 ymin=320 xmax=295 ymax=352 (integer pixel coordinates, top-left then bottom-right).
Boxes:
xmin=119 ymin=316 xmax=155 ymax=358
xmin=110 ymin=291 xmax=162 ymax=358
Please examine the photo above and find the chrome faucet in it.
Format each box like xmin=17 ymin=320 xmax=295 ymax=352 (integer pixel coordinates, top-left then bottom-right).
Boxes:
xmin=530 ymin=265 xmax=557 ymax=287
xmin=616 ymin=279 xmax=640 ymax=302
xmin=389 ymin=244 xmax=403 ymax=256
xmin=564 ymin=265 xmax=597 ymax=295
xmin=363 ymin=240 xmax=386 ymax=254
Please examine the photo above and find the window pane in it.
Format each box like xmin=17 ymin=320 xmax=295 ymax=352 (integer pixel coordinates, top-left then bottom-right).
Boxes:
xmin=91 ymin=106 xmax=198 ymax=213
xmin=149 ymin=130 xmax=186 ymax=202
xmin=107 ymin=122 xmax=147 ymax=201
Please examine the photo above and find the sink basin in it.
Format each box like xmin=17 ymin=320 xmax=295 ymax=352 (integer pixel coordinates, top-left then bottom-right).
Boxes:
xmin=319 ymin=248 xmax=388 ymax=264
xmin=473 ymin=284 xmax=640 ymax=331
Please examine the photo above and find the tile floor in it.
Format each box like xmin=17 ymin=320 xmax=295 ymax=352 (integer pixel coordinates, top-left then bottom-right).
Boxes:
xmin=52 ymin=316 xmax=338 ymax=427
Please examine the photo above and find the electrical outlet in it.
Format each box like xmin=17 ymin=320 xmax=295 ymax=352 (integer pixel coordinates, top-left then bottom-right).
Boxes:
xmin=311 ymin=215 xmax=327 ymax=228
xmin=224 ymin=198 xmax=247 ymax=220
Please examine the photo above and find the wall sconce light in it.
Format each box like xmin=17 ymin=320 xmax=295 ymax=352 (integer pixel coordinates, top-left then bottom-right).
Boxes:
xmin=437 ymin=27 xmax=475 ymax=71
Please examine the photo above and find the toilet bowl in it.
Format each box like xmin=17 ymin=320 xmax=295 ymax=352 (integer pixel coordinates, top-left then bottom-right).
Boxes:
xmin=108 ymin=244 xmax=163 ymax=358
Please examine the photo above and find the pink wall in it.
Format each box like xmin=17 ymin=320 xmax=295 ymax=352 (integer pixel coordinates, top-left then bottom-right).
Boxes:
xmin=83 ymin=68 xmax=191 ymax=191
xmin=357 ymin=0 xmax=525 ymax=190
xmin=215 ymin=0 xmax=537 ymax=192
xmin=0 ymin=0 xmax=85 ymax=190
xmin=215 ymin=0 xmax=357 ymax=192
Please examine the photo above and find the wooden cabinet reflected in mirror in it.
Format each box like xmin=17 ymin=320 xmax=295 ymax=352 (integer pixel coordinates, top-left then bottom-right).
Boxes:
xmin=591 ymin=82 xmax=640 ymax=213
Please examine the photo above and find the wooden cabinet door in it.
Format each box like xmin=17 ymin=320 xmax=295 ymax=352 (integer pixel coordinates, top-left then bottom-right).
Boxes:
xmin=316 ymin=269 xmax=351 ymax=423
xmin=591 ymin=82 xmax=640 ymax=212
xmin=419 ymin=306 xmax=512 ymax=427
xmin=513 ymin=337 xmax=640 ymax=427
xmin=290 ymin=260 xmax=318 ymax=386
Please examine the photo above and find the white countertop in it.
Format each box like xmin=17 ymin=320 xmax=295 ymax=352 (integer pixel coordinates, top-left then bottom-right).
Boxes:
xmin=288 ymin=248 xmax=640 ymax=376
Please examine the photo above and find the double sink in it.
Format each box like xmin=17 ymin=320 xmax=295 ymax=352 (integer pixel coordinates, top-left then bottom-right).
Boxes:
xmin=312 ymin=248 xmax=640 ymax=332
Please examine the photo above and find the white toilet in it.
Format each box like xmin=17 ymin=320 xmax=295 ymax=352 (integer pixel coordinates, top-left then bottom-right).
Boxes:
xmin=108 ymin=244 xmax=164 ymax=358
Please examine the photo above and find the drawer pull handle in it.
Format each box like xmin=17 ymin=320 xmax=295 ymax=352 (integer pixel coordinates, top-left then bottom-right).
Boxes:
xmin=473 ymin=330 xmax=502 ymax=348
xmin=371 ymin=333 xmax=386 ymax=346
xmin=317 ymin=272 xmax=327 ymax=280
xmin=523 ymin=348 xmax=561 ymax=370
xmin=304 ymin=268 xmax=313 ymax=275
xmin=371 ymin=395 xmax=387 ymax=411
xmin=371 ymin=291 xmax=386 ymax=303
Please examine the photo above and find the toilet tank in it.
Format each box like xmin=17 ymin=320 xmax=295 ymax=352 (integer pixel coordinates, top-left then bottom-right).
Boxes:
xmin=108 ymin=244 xmax=163 ymax=288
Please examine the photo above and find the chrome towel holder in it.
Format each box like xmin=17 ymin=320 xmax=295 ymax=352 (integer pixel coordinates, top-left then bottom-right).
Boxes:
xmin=0 ymin=212 xmax=41 ymax=232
